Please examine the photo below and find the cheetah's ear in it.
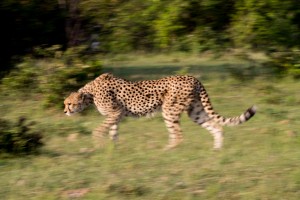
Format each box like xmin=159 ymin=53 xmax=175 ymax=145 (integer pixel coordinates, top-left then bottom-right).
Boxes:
xmin=77 ymin=92 xmax=85 ymax=103
xmin=80 ymin=93 xmax=93 ymax=103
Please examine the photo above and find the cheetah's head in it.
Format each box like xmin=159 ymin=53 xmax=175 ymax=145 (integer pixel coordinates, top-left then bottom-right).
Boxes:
xmin=64 ymin=92 xmax=92 ymax=116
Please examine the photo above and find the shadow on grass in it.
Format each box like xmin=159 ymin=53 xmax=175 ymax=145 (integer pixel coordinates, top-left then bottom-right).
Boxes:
xmin=40 ymin=149 xmax=63 ymax=157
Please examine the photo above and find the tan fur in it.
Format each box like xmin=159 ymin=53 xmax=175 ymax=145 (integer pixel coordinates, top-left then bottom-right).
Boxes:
xmin=64 ymin=73 xmax=256 ymax=149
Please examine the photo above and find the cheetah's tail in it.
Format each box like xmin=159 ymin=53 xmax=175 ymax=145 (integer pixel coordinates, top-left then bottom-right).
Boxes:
xmin=217 ymin=106 xmax=257 ymax=126
xmin=199 ymin=82 xmax=257 ymax=126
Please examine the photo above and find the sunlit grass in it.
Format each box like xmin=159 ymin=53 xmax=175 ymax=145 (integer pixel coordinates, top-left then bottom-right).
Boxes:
xmin=0 ymin=54 xmax=300 ymax=199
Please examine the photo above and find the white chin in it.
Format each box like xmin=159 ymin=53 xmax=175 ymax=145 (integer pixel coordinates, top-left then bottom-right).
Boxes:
xmin=66 ymin=112 xmax=73 ymax=116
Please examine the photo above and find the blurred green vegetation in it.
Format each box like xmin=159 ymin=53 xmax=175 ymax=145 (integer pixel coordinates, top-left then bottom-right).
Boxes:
xmin=1 ymin=46 xmax=102 ymax=107
xmin=1 ymin=0 xmax=300 ymax=77
xmin=266 ymin=50 xmax=300 ymax=78
xmin=0 ymin=0 xmax=300 ymax=198
xmin=0 ymin=117 xmax=43 ymax=155
xmin=0 ymin=54 xmax=300 ymax=199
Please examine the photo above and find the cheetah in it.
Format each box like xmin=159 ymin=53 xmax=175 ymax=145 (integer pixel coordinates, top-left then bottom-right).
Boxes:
xmin=64 ymin=73 xmax=256 ymax=150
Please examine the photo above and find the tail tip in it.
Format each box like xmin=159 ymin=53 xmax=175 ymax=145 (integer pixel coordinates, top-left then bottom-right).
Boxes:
xmin=248 ymin=105 xmax=257 ymax=117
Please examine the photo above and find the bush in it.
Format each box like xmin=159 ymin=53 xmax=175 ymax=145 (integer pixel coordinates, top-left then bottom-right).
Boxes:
xmin=266 ymin=50 xmax=300 ymax=79
xmin=39 ymin=58 xmax=103 ymax=107
xmin=0 ymin=117 xmax=43 ymax=155
xmin=1 ymin=45 xmax=103 ymax=107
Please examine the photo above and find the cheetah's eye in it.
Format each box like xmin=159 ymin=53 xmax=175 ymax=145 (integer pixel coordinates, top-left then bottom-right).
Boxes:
xmin=68 ymin=103 xmax=71 ymax=105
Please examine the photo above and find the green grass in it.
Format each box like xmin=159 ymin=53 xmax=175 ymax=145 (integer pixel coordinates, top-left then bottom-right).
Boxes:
xmin=1 ymin=53 xmax=300 ymax=199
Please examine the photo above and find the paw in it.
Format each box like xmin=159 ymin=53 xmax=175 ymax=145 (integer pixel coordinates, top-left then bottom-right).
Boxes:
xmin=213 ymin=145 xmax=222 ymax=151
xmin=213 ymin=147 xmax=222 ymax=151
xmin=93 ymin=139 xmax=106 ymax=149
xmin=163 ymin=143 xmax=179 ymax=151
xmin=93 ymin=142 xmax=103 ymax=149
xmin=163 ymin=138 xmax=183 ymax=151
xmin=163 ymin=145 xmax=175 ymax=151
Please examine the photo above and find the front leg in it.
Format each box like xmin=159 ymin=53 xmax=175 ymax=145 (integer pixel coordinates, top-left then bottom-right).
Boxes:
xmin=162 ymin=110 xmax=183 ymax=150
xmin=161 ymin=99 xmax=187 ymax=150
xmin=109 ymin=124 xmax=118 ymax=142
xmin=92 ymin=114 xmax=122 ymax=148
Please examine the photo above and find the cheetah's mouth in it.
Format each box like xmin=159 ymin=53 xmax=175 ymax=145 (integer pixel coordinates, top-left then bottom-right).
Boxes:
xmin=65 ymin=111 xmax=74 ymax=116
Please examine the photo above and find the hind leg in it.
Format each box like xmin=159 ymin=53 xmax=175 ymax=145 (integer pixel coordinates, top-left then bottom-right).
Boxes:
xmin=201 ymin=120 xmax=223 ymax=149
xmin=188 ymin=100 xmax=223 ymax=149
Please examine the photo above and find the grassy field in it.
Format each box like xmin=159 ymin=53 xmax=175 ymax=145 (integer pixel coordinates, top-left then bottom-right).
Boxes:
xmin=1 ymin=53 xmax=300 ymax=199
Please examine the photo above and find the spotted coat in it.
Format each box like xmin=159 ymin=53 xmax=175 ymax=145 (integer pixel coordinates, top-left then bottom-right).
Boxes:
xmin=64 ymin=73 xmax=256 ymax=149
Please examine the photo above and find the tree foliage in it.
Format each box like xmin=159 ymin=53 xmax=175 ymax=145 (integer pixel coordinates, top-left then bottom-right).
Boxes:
xmin=231 ymin=0 xmax=300 ymax=49
xmin=0 ymin=0 xmax=65 ymax=73
xmin=1 ymin=0 xmax=300 ymax=74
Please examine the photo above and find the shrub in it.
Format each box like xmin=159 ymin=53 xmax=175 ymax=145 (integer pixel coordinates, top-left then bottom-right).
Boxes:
xmin=1 ymin=45 xmax=103 ymax=107
xmin=266 ymin=50 xmax=300 ymax=79
xmin=0 ymin=117 xmax=43 ymax=155
xmin=39 ymin=58 xmax=103 ymax=107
